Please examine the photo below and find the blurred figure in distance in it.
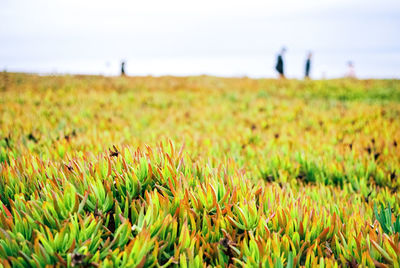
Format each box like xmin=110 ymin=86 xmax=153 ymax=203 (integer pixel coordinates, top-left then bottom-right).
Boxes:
xmin=275 ymin=47 xmax=286 ymax=79
xmin=121 ymin=60 xmax=126 ymax=76
xmin=305 ymin=52 xmax=312 ymax=79
xmin=346 ymin=61 xmax=356 ymax=78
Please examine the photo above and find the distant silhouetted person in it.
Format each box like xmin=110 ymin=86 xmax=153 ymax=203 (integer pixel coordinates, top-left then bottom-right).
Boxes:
xmin=346 ymin=61 xmax=356 ymax=78
xmin=275 ymin=47 xmax=286 ymax=79
xmin=305 ymin=52 xmax=312 ymax=79
xmin=121 ymin=61 xmax=126 ymax=76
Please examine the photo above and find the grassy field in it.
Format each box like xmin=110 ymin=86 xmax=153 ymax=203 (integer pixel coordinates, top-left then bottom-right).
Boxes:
xmin=0 ymin=73 xmax=400 ymax=267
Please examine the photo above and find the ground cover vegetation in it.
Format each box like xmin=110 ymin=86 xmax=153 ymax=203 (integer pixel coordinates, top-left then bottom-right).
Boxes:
xmin=0 ymin=73 xmax=400 ymax=267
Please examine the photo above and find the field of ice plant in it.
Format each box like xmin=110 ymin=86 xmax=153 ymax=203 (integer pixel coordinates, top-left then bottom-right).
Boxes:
xmin=0 ymin=73 xmax=400 ymax=267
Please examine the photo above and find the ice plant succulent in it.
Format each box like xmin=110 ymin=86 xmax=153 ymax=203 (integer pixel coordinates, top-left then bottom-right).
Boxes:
xmin=0 ymin=74 xmax=399 ymax=266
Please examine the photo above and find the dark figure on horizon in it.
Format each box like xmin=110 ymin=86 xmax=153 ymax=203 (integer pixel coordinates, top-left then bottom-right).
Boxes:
xmin=121 ymin=61 xmax=126 ymax=76
xmin=275 ymin=47 xmax=286 ymax=79
xmin=305 ymin=52 xmax=312 ymax=79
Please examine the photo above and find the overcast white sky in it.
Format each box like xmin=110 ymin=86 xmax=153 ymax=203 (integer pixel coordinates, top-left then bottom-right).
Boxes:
xmin=1 ymin=0 xmax=399 ymax=78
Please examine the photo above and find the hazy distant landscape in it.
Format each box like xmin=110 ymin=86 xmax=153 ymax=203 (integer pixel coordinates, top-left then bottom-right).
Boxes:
xmin=3 ymin=50 xmax=400 ymax=78
xmin=1 ymin=0 xmax=400 ymax=78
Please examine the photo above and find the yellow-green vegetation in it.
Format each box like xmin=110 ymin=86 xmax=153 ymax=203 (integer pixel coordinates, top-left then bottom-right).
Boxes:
xmin=0 ymin=73 xmax=400 ymax=267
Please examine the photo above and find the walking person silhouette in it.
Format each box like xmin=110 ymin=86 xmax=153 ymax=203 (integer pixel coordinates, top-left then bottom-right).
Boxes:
xmin=275 ymin=47 xmax=286 ymax=79
xmin=305 ymin=52 xmax=312 ymax=79
xmin=121 ymin=60 xmax=126 ymax=76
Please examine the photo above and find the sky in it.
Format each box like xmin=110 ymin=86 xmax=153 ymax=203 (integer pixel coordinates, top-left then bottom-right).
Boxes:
xmin=1 ymin=0 xmax=399 ymax=78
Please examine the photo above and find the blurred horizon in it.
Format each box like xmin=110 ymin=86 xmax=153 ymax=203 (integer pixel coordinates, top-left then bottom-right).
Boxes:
xmin=1 ymin=0 xmax=400 ymax=79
